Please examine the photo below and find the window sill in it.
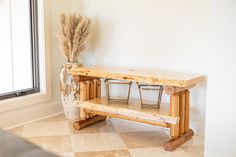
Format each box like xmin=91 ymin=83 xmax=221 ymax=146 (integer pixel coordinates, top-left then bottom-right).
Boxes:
xmin=0 ymin=91 xmax=52 ymax=113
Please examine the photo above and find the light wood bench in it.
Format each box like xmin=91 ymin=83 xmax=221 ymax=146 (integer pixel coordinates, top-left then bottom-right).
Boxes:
xmin=70 ymin=66 xmax=204 ymax=151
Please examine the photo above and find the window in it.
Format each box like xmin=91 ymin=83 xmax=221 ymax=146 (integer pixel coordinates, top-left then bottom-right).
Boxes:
xmin=0 ymin=0 xmax=39 ymax=100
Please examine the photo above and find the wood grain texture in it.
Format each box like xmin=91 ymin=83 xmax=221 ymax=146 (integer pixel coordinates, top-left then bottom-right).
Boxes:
xmin=165 ymin=85 xmax=195 ymax=95
xmin=85 ymin=108 xmax=170 ymax=128
xmin=89 ymin=81 xmax=95 ymax=99
xmin=164 ymin=129 xmax=194 ymax=151
xmin=79 ymin=108 xmax=87 ymax=120
xmin=73 ymin=97 xmax=179 ymax=125
xmin=184 ymin=90 xmax=190 ymax=132
xmin=85 ymin=81 xmax=90 ymax=100
xmin=93 ymin=79 xmax=98 ymax=98
xmin=96 ymin=80 xmax=101 ymax=98
xmin=79 ymin=82 xmax=87 ymax=101
xmin=70 ymin=66 xmax=204 ymax=87
xmin=179 ymin=92 xmax=186 ymax=135
xmin=73 ymin=75 xmax=98 ymax=82
xmin=73 ymin=115 xmax=107 ymax=130
xmin=170 ymin=94 xmax=180 ymax=139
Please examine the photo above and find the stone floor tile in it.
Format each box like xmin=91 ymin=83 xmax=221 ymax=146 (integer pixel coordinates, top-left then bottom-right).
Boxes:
xmin=75 ymin=150 xmax=131 ymax=157
xmin=119 ymin=131 xmax=169 ymax=149
xmin=111 ymin=118 xmax=162 ymax=132
xmin=71 ymin=133 xmax=127 ymax=152
xmin=26 ymin=135 xmax=72 ymax=153
xmin=129 ymin=147 xmax=190 ymax=157
xmin=22 ymin=121 xmax=70 ymax=137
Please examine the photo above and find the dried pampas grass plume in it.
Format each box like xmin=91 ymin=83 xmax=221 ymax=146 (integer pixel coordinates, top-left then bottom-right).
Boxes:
xmin=58 ymin=13 xmax=91 ymax=62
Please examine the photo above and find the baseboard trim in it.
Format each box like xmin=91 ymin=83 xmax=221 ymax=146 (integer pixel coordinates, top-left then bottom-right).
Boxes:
xmin=0 ymin=101 xmax=63 ymax=129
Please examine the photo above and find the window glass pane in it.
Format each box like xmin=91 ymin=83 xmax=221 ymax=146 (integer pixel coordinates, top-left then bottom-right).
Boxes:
xmin=0 ymin=0 xmax=34 ymax=95
xmin=0 ymin=0 xmax=13 ymax=94
xmin=11 ymin=0 xmax=33 ymax=91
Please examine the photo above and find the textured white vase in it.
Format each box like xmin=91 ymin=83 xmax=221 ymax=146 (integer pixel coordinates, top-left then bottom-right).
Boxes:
xmin=60 ymin=62 xmax=82 ymax=120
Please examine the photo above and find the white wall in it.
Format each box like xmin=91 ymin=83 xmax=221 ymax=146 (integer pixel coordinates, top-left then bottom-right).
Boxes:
xmin=205 ymin=0 xmax=236 ymax=156
xmin=72 ymin=0 xmax=209 ymax=71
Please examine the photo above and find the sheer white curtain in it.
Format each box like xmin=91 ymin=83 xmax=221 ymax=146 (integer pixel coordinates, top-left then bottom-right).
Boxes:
xmin=0 ymin=0 xmax=32 ymax=94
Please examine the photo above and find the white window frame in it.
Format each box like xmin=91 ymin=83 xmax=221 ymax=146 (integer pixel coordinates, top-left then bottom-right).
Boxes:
xmin=0 ymin=0 xmax=52 ymax=112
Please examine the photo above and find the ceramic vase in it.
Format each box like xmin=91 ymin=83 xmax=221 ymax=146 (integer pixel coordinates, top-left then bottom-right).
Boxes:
xmin=60 ymin=62 xmax=82 ymax=120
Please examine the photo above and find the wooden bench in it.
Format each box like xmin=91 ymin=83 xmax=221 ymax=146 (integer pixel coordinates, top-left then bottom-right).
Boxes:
xmin=70 ymin=66 xmax=204 ymax=151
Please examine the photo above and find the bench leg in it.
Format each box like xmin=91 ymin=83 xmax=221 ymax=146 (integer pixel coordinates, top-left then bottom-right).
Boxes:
xmin=164 ymin=90 xmax=193 ymax=151
xmin=73 ymin=115 xmax=107 ymax=130
xmin=164 ymin=129 xmax=194 ymax=151
xmin=170 ymin=93 xmax=180 ymax=139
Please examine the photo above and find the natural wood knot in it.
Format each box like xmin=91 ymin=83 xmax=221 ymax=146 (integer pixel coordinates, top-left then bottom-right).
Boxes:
xmin=165 ymin=85 xmax=195 ymax=95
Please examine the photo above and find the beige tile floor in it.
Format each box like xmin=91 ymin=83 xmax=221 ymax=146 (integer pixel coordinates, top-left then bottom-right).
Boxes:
xmin=9 ymin=114 xmax=204 ymax=157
